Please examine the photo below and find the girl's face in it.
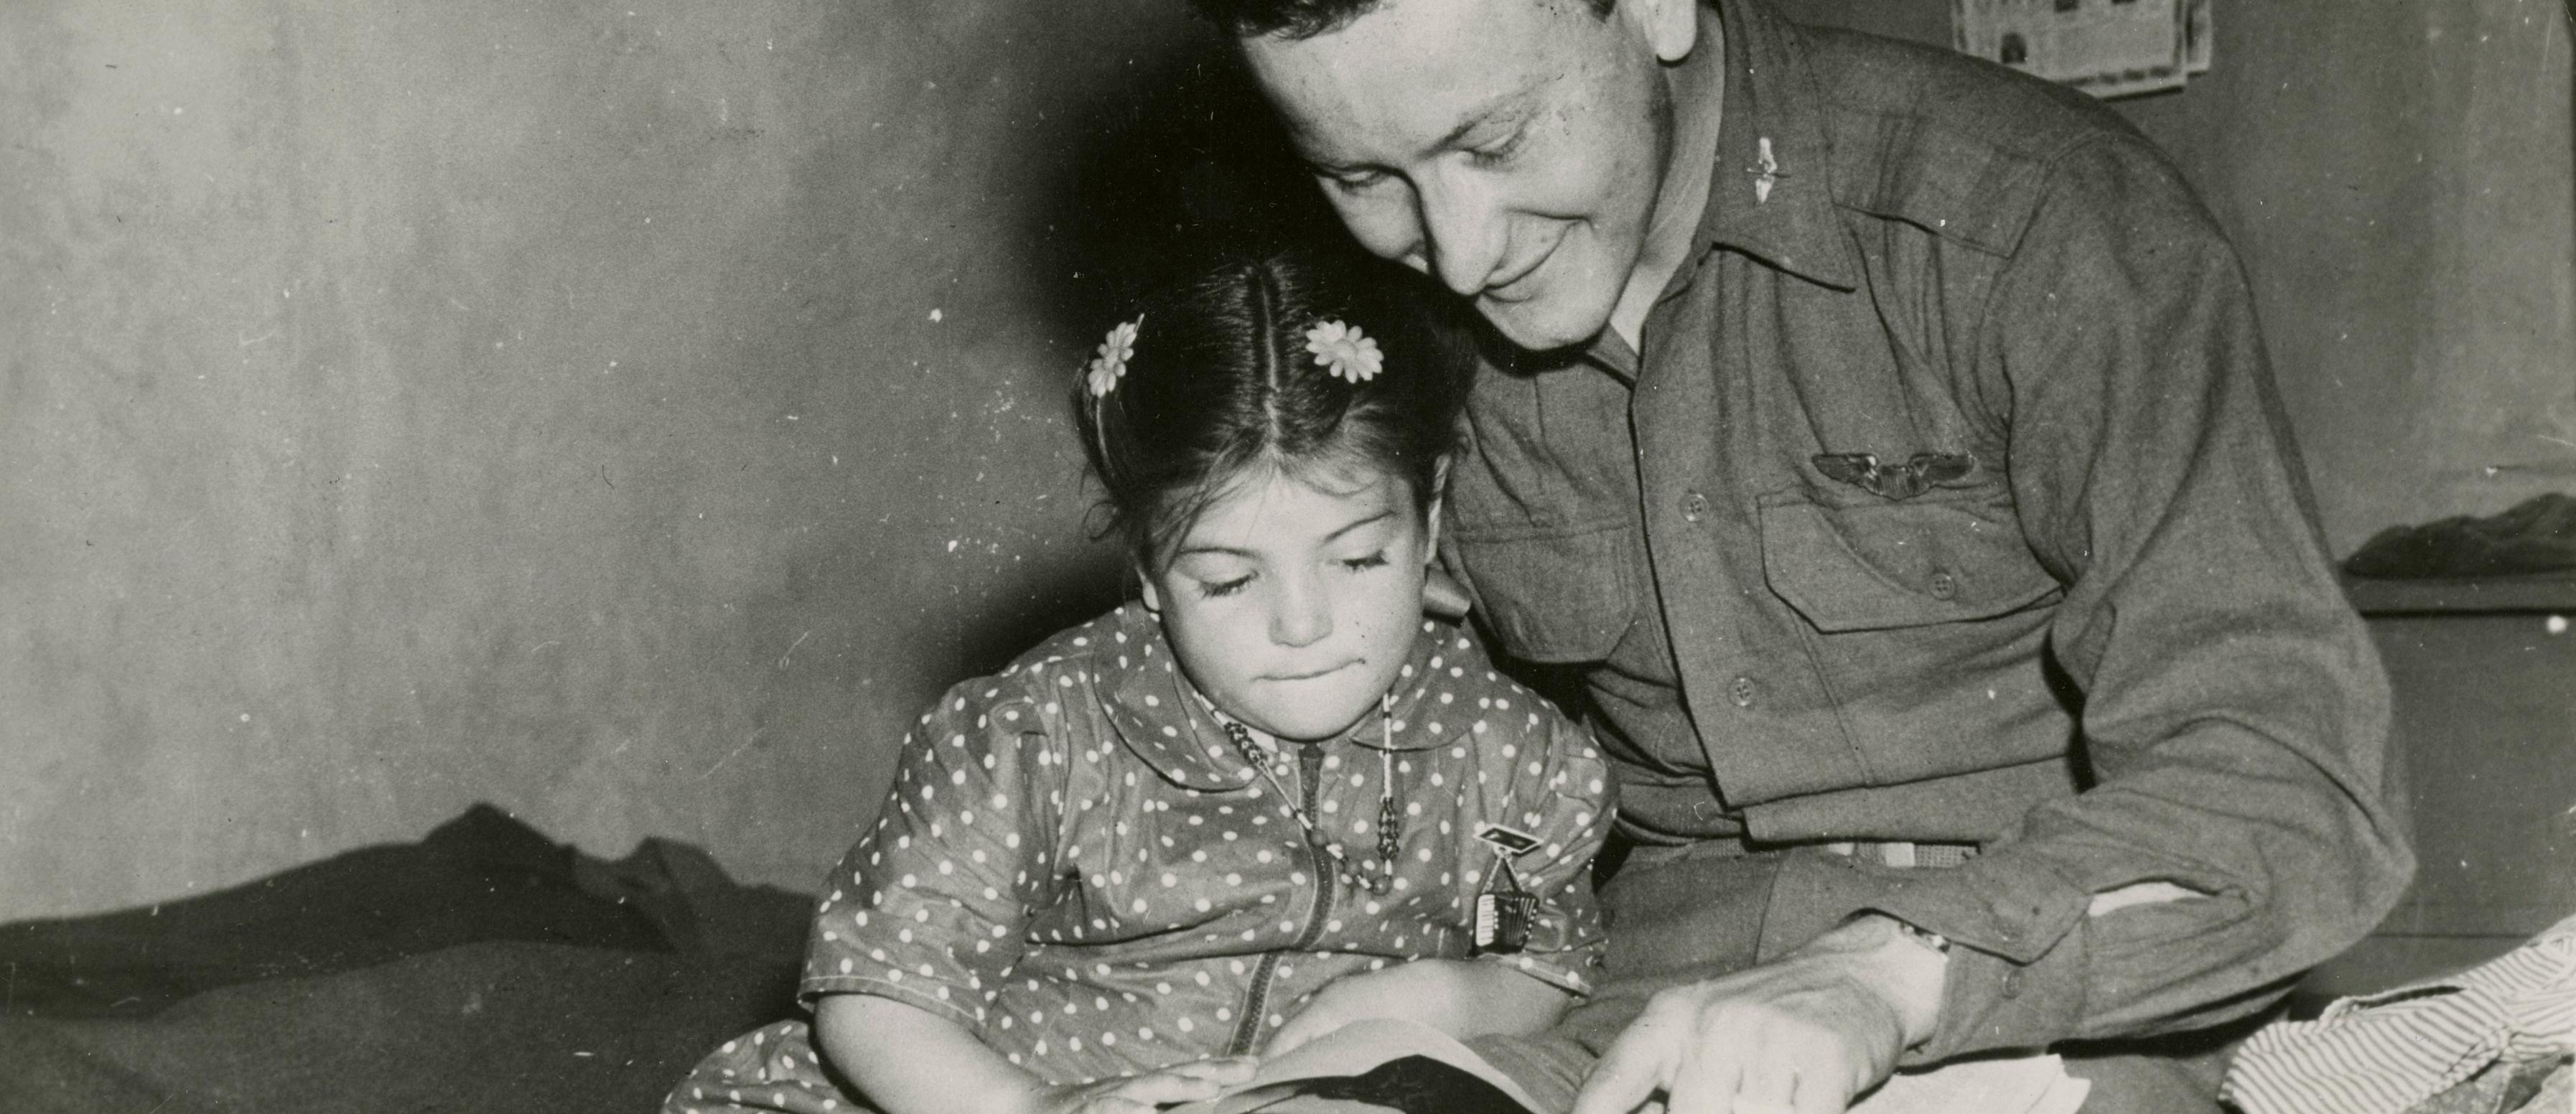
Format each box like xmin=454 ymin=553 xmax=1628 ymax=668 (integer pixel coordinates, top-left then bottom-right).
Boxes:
xmin=1142 ymin=461 xmax=1437 ymax=742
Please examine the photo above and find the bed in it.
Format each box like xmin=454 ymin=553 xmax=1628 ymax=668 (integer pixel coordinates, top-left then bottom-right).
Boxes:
xmin=0 ymin=805 xmax=812 ymax=1113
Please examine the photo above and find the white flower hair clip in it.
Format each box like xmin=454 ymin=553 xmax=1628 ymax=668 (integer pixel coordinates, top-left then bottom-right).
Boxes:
xmin=1304 ymin=319 xmax=1383 ymax=384
xmin=1086 ymin=316 xmax=1142 ymax=398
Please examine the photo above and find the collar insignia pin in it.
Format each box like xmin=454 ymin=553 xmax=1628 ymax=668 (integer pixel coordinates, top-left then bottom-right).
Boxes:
xmin=1750 ymin=136 xmax=1788 ymax=204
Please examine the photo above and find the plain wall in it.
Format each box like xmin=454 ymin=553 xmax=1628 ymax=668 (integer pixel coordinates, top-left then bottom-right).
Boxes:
xmin=0 ymin=0 xmax=1277 ymax=919
xmin=4 ymin=0 xmax=2570 ymax=920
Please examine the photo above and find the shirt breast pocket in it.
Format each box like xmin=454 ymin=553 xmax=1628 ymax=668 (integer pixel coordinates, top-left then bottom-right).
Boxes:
xmin=1756 ymin=492 xmax=2060 ymax=632
xmin=1756 ymin=491 xmax=2069 ymax=783
xmin=1445 ymin=520 xmax=1641 ymax=664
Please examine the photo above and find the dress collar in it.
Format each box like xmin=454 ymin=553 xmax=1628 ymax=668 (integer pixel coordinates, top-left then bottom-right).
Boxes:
xmin=1096 ymin=604 xmax=1453 ymax=791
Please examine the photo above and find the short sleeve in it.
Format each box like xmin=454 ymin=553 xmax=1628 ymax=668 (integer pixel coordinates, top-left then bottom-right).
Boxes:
xmin=1475 ymin=700 xmax=1614 ymax=995
xmin=801 ymin=679 xmax=1065 ymax=1028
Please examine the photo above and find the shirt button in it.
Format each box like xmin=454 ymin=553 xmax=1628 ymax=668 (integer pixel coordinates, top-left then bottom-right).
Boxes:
xmin=1727 ymin=675 xmax=1757 ymax=708
xmin=2002 ymin=969 xmax=2025 ymax=998
xmin=1679 ymin=490 xmax=1711 ymax=523
xmin=1929 ymin=571 xmax=1958 ymax=601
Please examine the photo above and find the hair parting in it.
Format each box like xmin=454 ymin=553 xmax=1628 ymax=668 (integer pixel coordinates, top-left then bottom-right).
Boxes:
xmin=1070 ymin=246 xmax=1462 ymax=571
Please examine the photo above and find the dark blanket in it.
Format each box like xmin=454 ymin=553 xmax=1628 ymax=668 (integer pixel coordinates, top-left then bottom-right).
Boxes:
xmin=0 ymin=805 xmax=814 ymax=1113
xmin=2344 ymin=492 xmax=2576 ymax=579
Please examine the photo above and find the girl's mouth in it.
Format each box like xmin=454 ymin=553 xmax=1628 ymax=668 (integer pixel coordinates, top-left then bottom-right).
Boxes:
xmin=1268 ymin=661 xmax=1357 ymax=682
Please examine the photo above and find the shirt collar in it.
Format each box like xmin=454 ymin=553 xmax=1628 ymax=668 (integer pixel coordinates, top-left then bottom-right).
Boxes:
xmin=1097 ymin=604 xmax=1453 ymax=791
xmin=1577 ymin=0 xmax=1855 ymax=379
xmin=1692 ymin=0 xmax=1860 ymax=292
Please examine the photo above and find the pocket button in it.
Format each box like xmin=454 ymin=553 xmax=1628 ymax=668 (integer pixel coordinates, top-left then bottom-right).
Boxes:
xmin=1679 ymin=490 xmax=1711 ymax=523
xmin=1727 ymin=675 xmax=1757 ymax=708
xmin=1929 ymin=571 xmax=1958 ymax=601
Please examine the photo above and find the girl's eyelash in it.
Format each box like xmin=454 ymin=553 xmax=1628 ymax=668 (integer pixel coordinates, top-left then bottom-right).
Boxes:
xmin=1193 ymin=553 xmax=1382 ymax=595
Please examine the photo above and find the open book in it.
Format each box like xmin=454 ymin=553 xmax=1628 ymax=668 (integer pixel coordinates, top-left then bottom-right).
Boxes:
xmin=1162 ymin=1019 xmax=1541 ymax=1114
xmin=1162 ymin=1019 xmax=2089 ymax=1114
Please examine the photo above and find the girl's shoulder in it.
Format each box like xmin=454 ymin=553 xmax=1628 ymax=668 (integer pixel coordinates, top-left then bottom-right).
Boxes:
xmin=1405 ymin=617 xmax=1575 ymax=731
xmin=999 ymin=602 xmax=1159 ymax=678
xmin=977 ymin=602 xmax=1162 ymax=707
xmin=910 ymin=603 xmax=1157 ymax=741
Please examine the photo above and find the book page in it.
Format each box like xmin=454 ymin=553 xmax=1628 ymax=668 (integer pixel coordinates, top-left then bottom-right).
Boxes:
xmin=1849 ymin=1054 xmax=2090 ymax=1114
xmin=1166 ymin=1023 xmax=2084 ymax=1114
xmin=1164 ymin=1019 xmax=1544 ymax=1114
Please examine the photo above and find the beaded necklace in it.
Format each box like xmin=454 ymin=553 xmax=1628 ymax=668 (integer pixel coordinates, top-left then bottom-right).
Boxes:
xmin=1214 ymin=693 xmax=1404 ymax=895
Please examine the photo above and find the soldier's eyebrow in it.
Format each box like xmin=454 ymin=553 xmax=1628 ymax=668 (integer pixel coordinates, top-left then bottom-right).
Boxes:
xmin=1427 ymin=79 xmax=1546 ymax=154
xmin=1299 ymin=74 xmax=1550 ymax=174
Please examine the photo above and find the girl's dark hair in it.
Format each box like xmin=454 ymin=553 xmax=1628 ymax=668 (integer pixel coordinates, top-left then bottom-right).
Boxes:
xmin=1073 ymin=248 xmax=1462 ymax=566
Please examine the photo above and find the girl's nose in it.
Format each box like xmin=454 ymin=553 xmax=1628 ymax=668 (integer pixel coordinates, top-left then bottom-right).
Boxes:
xmin=1269 ymin=574 xmax=1333 ymax=648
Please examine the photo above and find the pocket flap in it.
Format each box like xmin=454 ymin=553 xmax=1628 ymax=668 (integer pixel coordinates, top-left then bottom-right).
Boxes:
xmin=1759 ymin=497 xmax=2059 ymax=632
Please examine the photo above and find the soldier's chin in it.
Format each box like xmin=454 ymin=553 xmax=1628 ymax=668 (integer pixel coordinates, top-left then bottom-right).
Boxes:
xmin=1475 ymin=289 xmax=1613 ymax=355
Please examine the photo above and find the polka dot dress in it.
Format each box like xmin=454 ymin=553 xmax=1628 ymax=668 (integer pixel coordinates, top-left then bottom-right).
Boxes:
xmin=666 ymin=604 xmax=1612 ymax=1113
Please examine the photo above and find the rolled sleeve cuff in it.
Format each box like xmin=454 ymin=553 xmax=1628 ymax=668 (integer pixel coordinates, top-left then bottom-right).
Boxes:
xmin=1855 ymin=858 xmax=2094 ymax=1061
xmin=1907 ymin=927 xmax=2091 ymax=1062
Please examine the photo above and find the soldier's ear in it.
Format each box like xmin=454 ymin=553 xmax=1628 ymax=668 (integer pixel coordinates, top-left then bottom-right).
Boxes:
xmin=1627 ymin=0 xmax=1700 ymax=64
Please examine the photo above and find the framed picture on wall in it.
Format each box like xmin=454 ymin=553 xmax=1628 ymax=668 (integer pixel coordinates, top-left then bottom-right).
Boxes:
xmin=1953 ymin=0 xmax=2212 ymax=98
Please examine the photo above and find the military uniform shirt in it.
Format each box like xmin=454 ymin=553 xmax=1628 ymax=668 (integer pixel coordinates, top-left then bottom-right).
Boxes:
xmin=1437 ymin=0 xmax=2412 ymax=1065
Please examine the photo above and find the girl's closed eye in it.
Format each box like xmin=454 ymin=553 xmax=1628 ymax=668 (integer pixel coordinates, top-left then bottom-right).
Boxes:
xmin=1196 ymin=572 xmax=1255 ymax=599
xmin=1340 ymin=551 xmax=1390 ymax=572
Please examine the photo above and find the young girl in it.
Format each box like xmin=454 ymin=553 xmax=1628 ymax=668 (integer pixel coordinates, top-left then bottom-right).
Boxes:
xmin=668 ymin=250 xmax=1612 ymax=1114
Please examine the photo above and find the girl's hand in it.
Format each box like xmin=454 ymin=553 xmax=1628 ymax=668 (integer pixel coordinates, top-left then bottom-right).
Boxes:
xmin=1266 ymin=959 xmax=1573 ymax=1056
xmin=1026 ymin=1057 xmax=1259 ymax=1114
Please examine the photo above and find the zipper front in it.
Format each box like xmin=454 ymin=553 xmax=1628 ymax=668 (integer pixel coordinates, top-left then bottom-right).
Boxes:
xmin=1226 ymin=738 xmax=1340 ymax=1054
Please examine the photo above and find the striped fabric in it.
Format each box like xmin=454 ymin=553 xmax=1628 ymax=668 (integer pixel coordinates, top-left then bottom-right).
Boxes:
xmin=2222 ymin=913 xmax=2576 ymax=1114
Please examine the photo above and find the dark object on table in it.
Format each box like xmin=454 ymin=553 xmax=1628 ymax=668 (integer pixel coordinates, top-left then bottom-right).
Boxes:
xmin=0 ymin=804 xmax=813 ymax=1114
xmin=2343 ymin=493 xmax=2576 ymax=580
xmin=1284 ymin=1054 xmax=1534 ymax=1114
